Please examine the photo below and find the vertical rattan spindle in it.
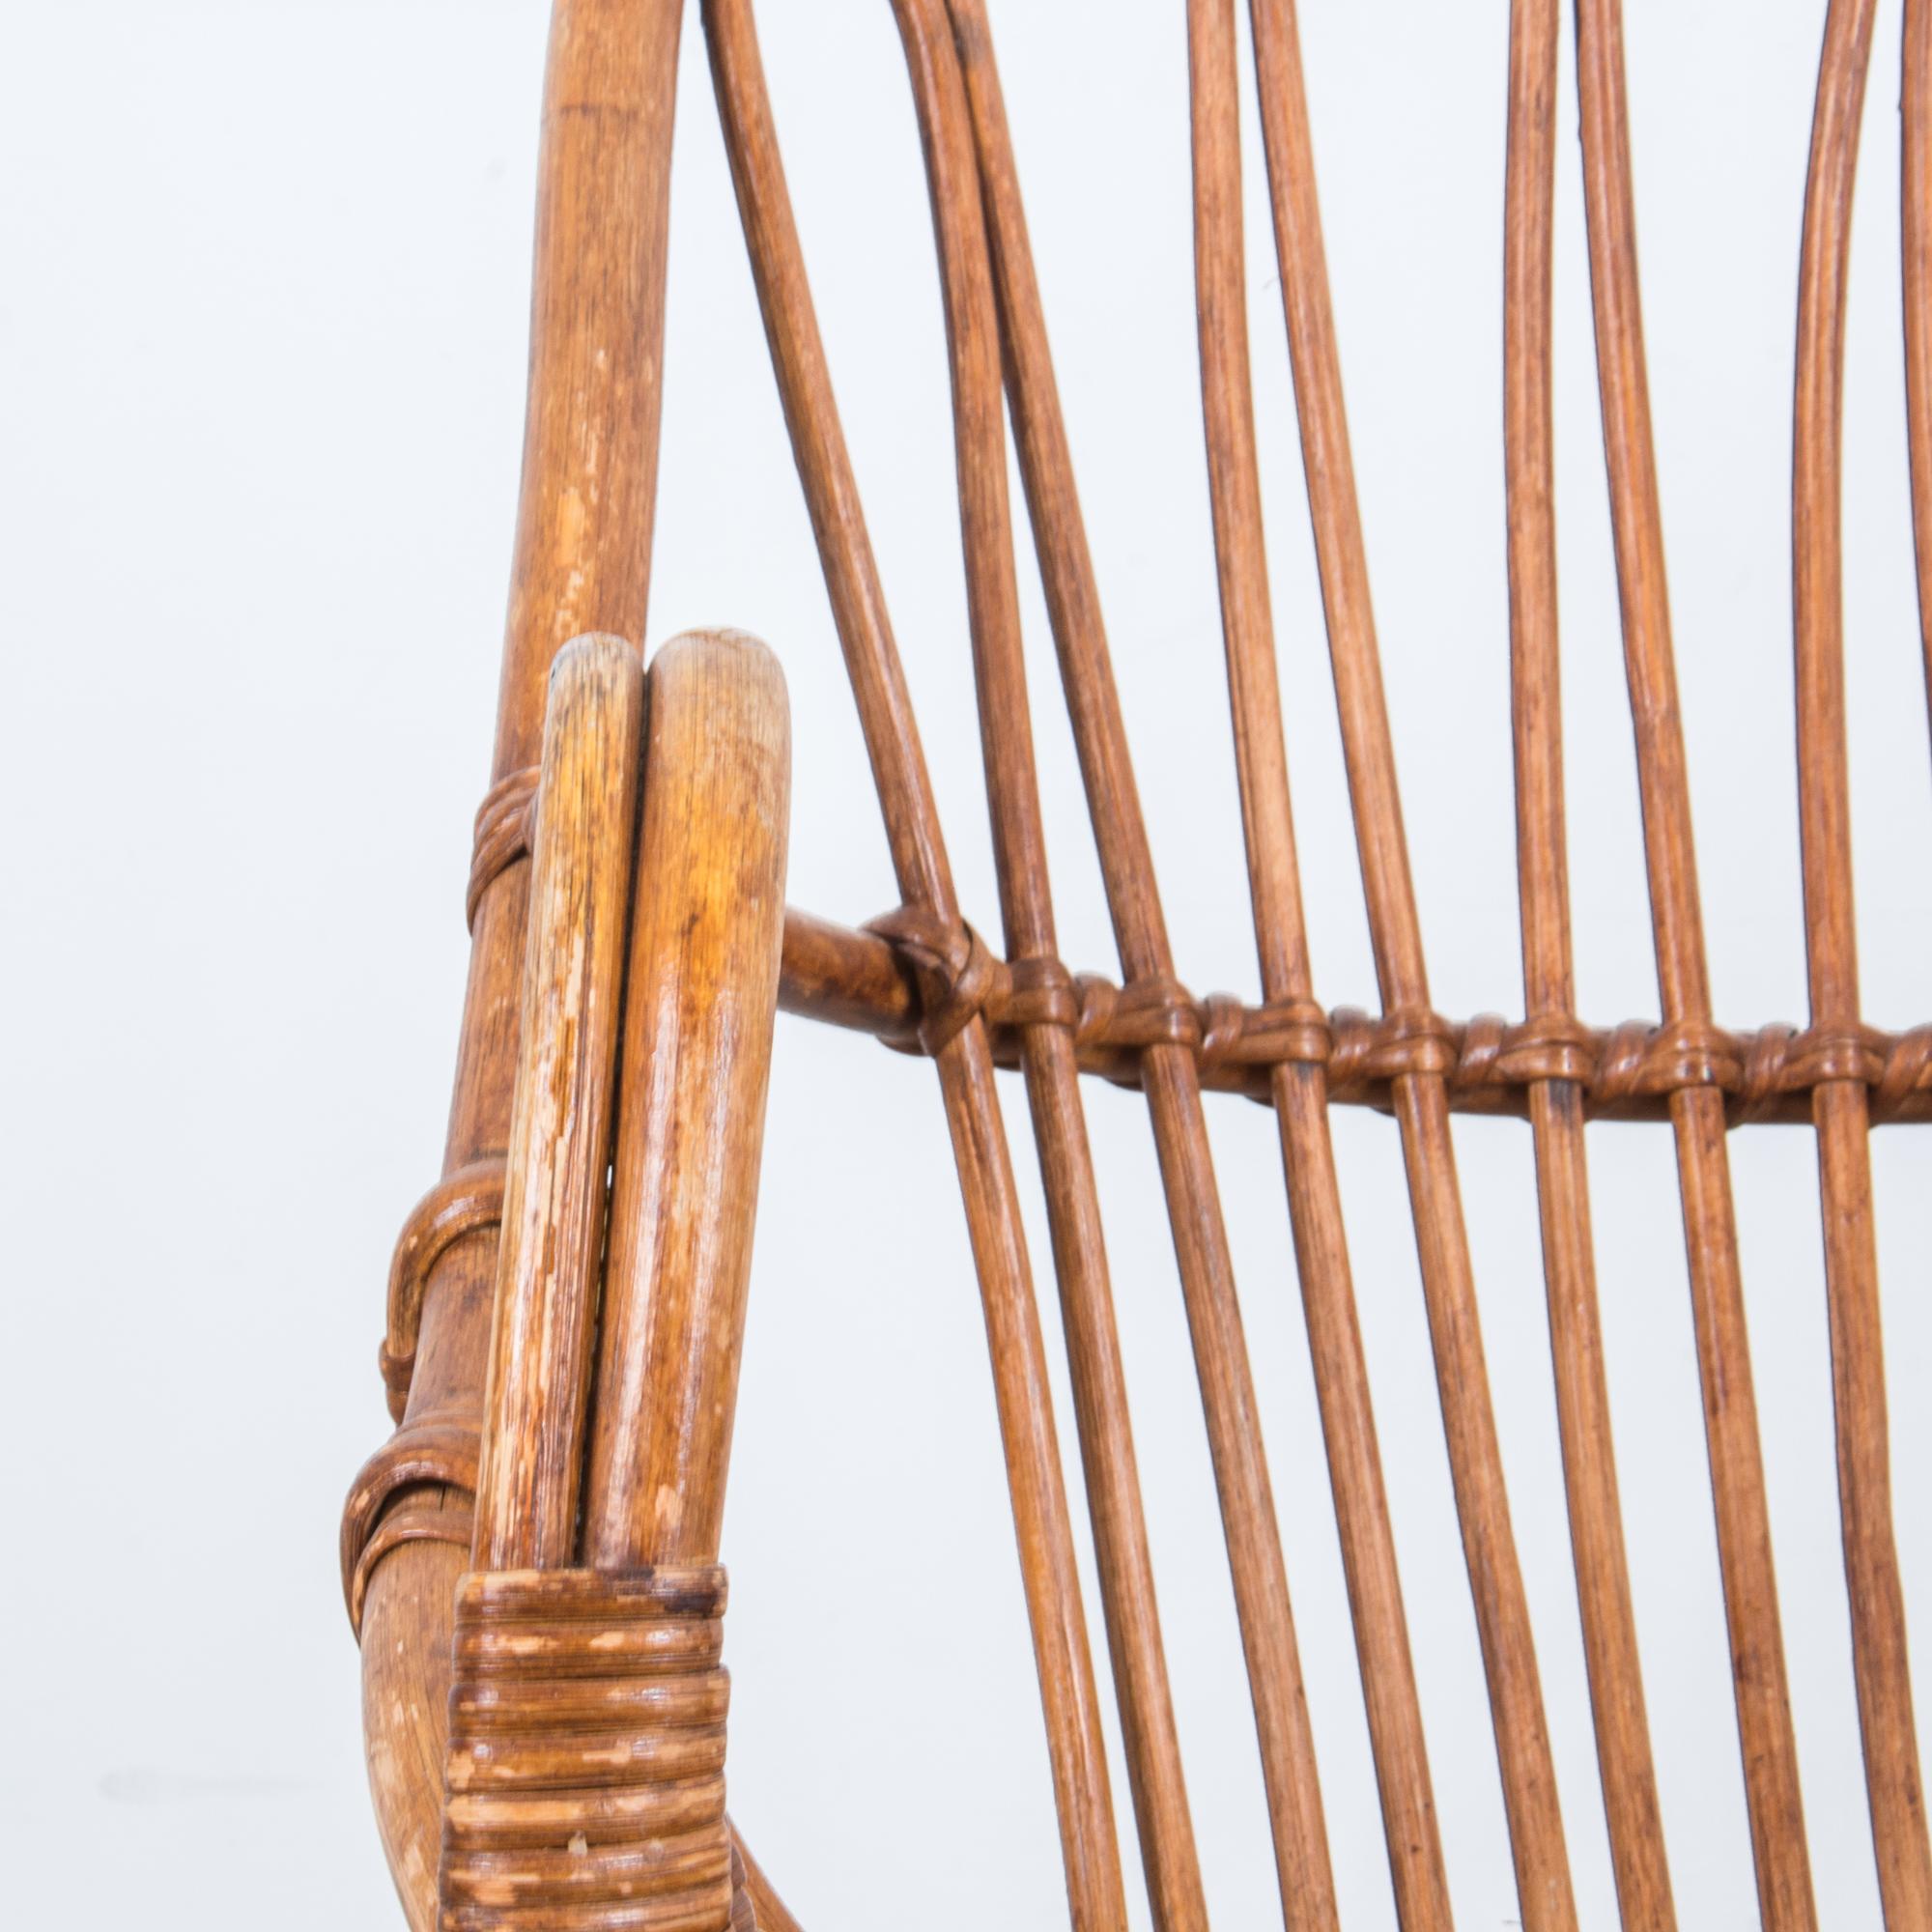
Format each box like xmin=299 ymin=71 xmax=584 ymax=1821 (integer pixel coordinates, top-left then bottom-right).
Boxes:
xmin=889 ymin=6 xmax=1208 ymax=1929
xmin=1504 ymin=0 xmax=1675 ymax=1923
xmin=1794 ymin=3 xmax=1932 ymax=1923
xmin=1176 ymin=0 xmax=1464 ymax=1920
xmin=702 ymin=6 xmax=1130 ymax=1922
xmin=947 ymin=4 xmax=1459 ymax=1926
xmin=1906 ymin=0 xmax=1932 ymax=725
xmin=1576 ymin=0 xmax=1816 ymax=1922
xmin=1236 ymin=0 xmax=1578 ymax=1923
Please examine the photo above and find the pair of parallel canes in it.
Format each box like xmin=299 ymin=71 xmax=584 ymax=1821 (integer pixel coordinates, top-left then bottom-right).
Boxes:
xmin=440 ymin=627 xmax=787 ymax=1929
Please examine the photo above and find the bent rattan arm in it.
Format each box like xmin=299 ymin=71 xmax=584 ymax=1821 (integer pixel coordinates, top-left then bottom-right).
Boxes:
xmin=352 ymin=0 xmax=684 ymax=1910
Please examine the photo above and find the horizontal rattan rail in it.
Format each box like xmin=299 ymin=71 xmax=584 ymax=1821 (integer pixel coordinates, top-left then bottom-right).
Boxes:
xmin=788 ymin=923 xmax=1932 ymax=1128
xmin=473 ymin=764 xmax=1932 ymax=1127
xmin=783 ymin=911 xmax=1932 ymax=1127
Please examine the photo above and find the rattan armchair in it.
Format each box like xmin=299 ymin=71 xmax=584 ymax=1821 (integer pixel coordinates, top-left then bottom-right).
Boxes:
xmin=341 ymin=1 xmax=1930 ymax=1926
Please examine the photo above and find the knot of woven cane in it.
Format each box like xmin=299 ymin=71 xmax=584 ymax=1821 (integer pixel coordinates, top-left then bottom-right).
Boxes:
xmin=1734 ymin=1022 xmax=1800 ymax=1122
xmin=382 ymin=1158 xmax=507 ymax=1423
xmin=1328 ymin=1005 xmax=1460 ymax=1086
xmin=1489 ymin=1010 xmax=1597 ymax=1086
xmin=1202 ymin=995 xmax=1332 ymax=1070
xmin=1070 ymin=973 xmax=1201 ymax=1053
xmin=1875 ymin=1024 xmax=1932 ymax=1117
xmin=1594 ymin=1018 xmax=1744 ymax=1107
xmin=863 ymin=906 xmax=997 ymax=1053
xmin=467 ymin=765 xmax=540 ymax=930
xmin=1781 ymin=1023 xmax=1889 ymax=1090
xmin=440 ymin=1566 xmax=733 ymax=1932
xmin=1726 ymin=1022 xmax=1898 ymax=1122
xmin=1002 ymin=953 xmax=1081 ymax=1030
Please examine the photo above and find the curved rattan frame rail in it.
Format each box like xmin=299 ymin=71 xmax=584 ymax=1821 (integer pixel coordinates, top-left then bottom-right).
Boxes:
xmin=343 ymin=1 xmax=1932 ymax=1928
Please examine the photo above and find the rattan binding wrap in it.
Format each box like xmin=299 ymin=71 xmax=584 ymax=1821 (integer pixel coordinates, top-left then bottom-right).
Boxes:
xmin=440 ymin=1567 xmax=732 ymax=1932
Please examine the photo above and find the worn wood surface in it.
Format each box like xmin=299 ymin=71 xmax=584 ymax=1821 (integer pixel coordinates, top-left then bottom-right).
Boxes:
xmin=472 ymin=637 xmax=644 ymax=1573
xmin=582 ymin=630 xmax=790 ymax=1570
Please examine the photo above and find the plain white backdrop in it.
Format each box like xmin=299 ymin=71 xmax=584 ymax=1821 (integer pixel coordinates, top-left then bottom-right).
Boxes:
xmin=6 ymin=1 xmax=1932 ymax=1924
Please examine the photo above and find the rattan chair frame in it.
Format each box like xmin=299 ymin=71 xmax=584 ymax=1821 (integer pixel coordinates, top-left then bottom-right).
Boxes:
xmin=340 ymin=2 xmax=1932 ymax=1927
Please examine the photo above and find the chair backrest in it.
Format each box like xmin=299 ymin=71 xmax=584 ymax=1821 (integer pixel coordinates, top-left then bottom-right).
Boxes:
xmin=712 ymin=2 xmax=1929 ymax=1927
xmin=344 ymin=2 xmax=1932 ymax=1928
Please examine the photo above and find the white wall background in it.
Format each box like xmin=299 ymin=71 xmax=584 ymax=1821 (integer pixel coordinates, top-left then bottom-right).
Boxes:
xmin=5 ymin=1 xmax=1931 ymax=1925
